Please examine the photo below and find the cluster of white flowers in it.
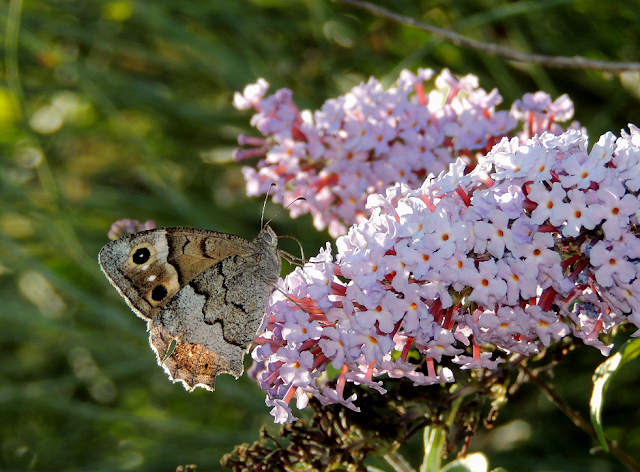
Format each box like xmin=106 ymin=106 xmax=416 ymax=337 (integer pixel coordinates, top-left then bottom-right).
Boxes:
xmin=248 ymin=124 xmax=640 ymax=423
xmin=234 ymin=69 xmax=577 ymax=237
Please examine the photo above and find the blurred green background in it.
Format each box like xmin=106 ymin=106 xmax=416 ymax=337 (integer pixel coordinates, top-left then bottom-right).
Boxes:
xmin=1 ymin=0 xmax=640 ymax=471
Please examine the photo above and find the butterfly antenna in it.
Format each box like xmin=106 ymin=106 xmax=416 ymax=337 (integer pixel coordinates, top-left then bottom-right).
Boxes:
xmin=264 ymin=196 xmax=306 ymax=228
xmin=261 ymin=183 xmax=277 ymax=229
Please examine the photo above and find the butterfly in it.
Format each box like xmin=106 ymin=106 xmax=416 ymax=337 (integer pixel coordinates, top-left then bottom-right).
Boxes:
xmin=99 ymin=224 xmax=281 ymax=391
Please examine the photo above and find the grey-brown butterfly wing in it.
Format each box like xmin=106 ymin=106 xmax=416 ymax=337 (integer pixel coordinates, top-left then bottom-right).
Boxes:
xmin=98 ymin=226 xmax=281 ymax=390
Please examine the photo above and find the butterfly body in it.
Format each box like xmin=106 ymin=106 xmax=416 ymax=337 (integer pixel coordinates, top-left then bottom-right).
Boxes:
xmin=98 ymin=226 xmax=281 ymax=391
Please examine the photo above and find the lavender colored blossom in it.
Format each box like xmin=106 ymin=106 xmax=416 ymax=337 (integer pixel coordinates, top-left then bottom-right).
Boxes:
xmin=248 ymin=124 xmax=640 ymax=423
xmin=107 ymin=219 xmax=156 ymax=240
xmin=234 ymin=69 xmax=578 ymax=237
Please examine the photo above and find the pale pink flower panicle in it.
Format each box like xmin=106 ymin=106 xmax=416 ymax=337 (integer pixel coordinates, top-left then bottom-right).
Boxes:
xmin=251 ymin=125 xmax=640 ymax=423
xmin=234 ymin=69 xmax=576 ymax=237
xmin=107 ymin=219 xmax=156 ymax=240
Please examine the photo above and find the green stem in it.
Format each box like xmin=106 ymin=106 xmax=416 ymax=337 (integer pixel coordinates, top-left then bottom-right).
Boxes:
xmin=522 ymin=365 xmax=640 ymax=472
xmin=384 ymin=451 xmax=416 ymax=472
xmin=420 ymin=397 xmax=463 ymax=472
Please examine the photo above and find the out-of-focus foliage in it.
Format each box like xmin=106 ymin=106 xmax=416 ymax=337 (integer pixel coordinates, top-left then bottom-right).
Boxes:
xmin=0 ymin=0 xmax=639 ymax=471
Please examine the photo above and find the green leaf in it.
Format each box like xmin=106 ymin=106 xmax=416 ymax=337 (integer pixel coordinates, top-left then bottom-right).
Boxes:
xmin=590 ymin=337 xmax=640 ymax=451
xmin=421 ymin=425 xmax=447 ymax=472
xmin=421 ymin=397 xmax=465 ymax=472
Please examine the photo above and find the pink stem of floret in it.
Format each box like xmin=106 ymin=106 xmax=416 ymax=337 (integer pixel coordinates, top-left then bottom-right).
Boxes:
xmin=472 ymin=343 xmax=482 ymax=363
xmin=336 ymin=364 xmax=348 ymax=396
xmin=414 ymin=82 xmax=427 ymax=106
xmin=283 ymin=384 xmax=296 ymax=404
xmin=237 ymin=134 xmax=269 ymax=147
xmin=366 ymin=360 xmax=375 ymax=381
xmin=401 ymin=337 xmax=414 ymax=361
xmin=232 ymin=147 xmax=269 ymax=162
xmin=426 ymin=358 xmax=437 ymax=378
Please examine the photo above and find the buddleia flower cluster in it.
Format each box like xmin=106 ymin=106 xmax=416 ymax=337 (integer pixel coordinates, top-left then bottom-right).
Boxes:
xmin=107 ymin=219 xmax=156 ymax=240
xmin=233 ymin=68 xmax=577 ymax=237
xmin=250 ymin=124 xmax=640 ymax=423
